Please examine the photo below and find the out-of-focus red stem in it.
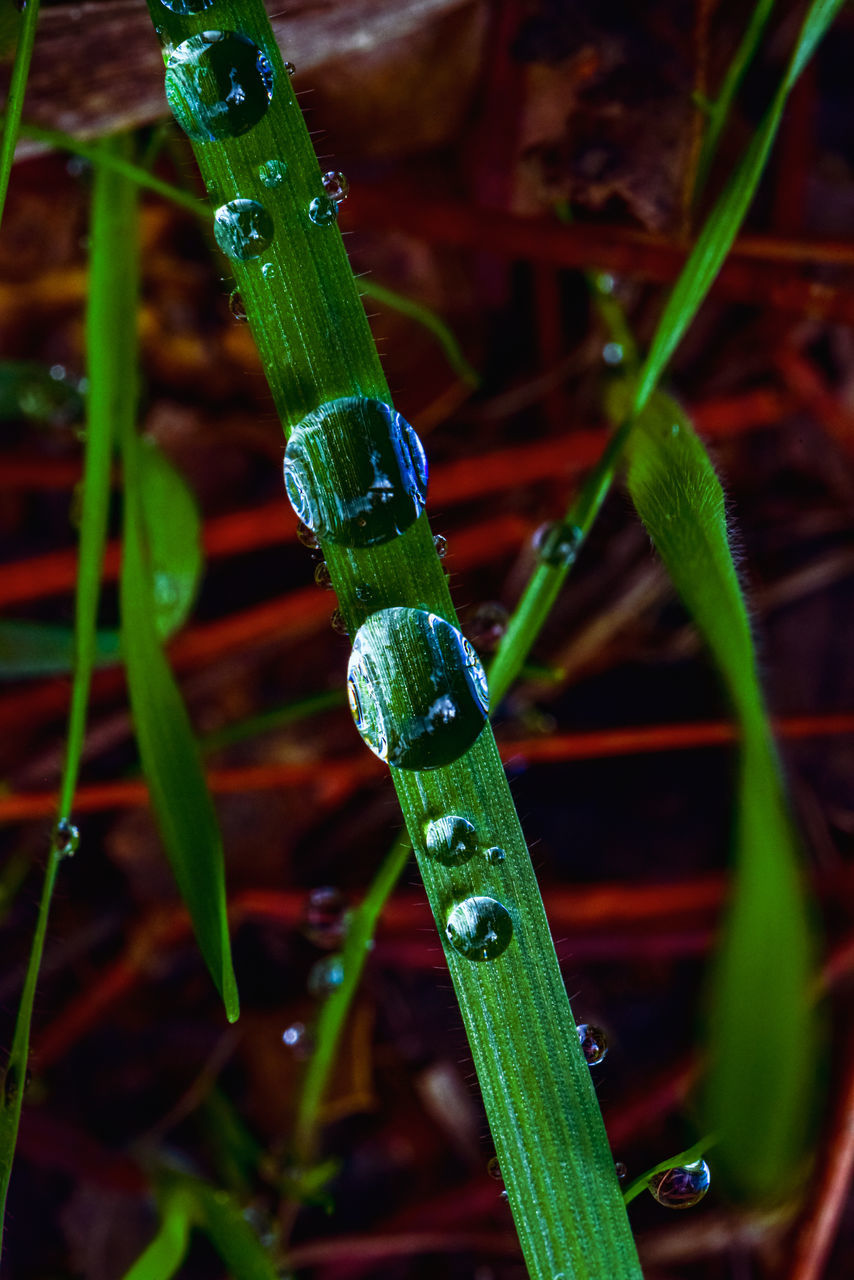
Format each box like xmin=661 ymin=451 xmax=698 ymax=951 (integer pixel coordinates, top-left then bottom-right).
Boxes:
xmin=776 ymin=347 xmax=854 ymax=455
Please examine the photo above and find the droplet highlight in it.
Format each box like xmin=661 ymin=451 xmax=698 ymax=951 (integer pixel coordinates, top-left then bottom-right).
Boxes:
xmin=282 ymin=1021 xmax=314 ymax=1059
xmin=213 ymin=198 xmax=274 ymax=261
xmin=284 ymin=398 xmax=427 ymax=549
xmin=347 ymin=608 xmax=489 ymax=770
xmin=446 ymin=896 xmax=513 ymax=962
xmin=160 ymin=0 xmax=214 ymax=13
xmin=308 ymin=195 xmax=338 ymax=226
xmin=321 ymin=170 xmax=349 ymax=203
xmin=577 ymin=1023 xmax=608 ymax=1065
xmin=52 ymin=817 xmax=79 ymax=859
xmin=425 ymin=815 xmax=477 ymax=867
xmin=164 ymin=31 xmax=274 ymax=143
xmin=534 ymin=521 xmax=583 ymax=568
xmin=648 ymin=1159 xmax=711 ymax=1209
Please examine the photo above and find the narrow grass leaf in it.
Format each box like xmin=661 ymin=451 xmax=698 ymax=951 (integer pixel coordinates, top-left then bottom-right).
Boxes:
xmin=0 ymin=621 xmax=120 ymax=678
xmin=624 ymin=389 xmax=816 ymax=1198
xmin=0 ymin=0 xmax=40 ymax=231
xmin=137 ymin=437 xmax=204 ymax=638
xmin=122 ymin=1188 xmax=194 ymax=1280
xmin=190 ymin=1181 xmax=279 ymax=1280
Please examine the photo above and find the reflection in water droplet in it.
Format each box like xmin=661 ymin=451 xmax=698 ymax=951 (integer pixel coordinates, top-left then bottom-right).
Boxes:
xmin=487 ymin=1156 xmax=503 ymax=1181
xmin=331 ymin=608 xmax=349 ymax=636
xmin=214 ymin=198 xmax=274 ymax=261
xmin=577 ymin=1023 xmax=608 ymax=1065
xmin=321 ymin=170 xmax=349 ymax=203
xmin=259 ymin=159 xmax=287 ymax=188
xmin=160 ymin=0 xmax=214 ymax=13
xmin=165 ymin=31 xmax=274 ymax=143
xmin=347 ymin=609 xmax=489 ymax=770
xmin=229 ymin=290 xmax=247 ymax=321
xmin=284 ymin=398 xmax=427 ymax=549
xmin=446 ymin=896 xmax=513 ymax=961
xmin=302 ymin=887 xmax=348 ymax=950
xmin=52 ymin=817 xmax=80 ymax=858
xmin=485 ymin=846 xmax=506 ymax=865
xmin=282 ymin=1021 xmax=314 ymax=1059
xmin=308 ymin=953 xmax=345 ymax=998
xmin=534 ymin=521 xmax=583 ymax=568
xmin=433 ymin=533 xmax=447 ymax=559
xmin=296 ymin=520 xmax=319 ymax=550
xmin=314 ymin=561 xmax=333 ymax=589
xmin=468 ymin=601 xmax=509 ymax=653
xmin=648 ymin=1159 xmax=710 ymax=1209
xmin=309 ymin=195 xmax=338 ymax=226
xmin=425 ymin=815 xmax=477 ymax=866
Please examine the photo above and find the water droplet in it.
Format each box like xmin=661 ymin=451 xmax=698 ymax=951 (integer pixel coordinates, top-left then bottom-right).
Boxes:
xmin=229 ymin=290 xmax=247 ymax=321
xmin=284 ymin=398 xmax=428 ymax=549
xmin=258 ymin=158 xmax=287 ymax=188
xmin=602 ymin=341 xmax=624 ymax=366
xmin=487 ymin=1156 xmax=503 ymax=1181
xmin=425 ymin=815 xmax=477 ymax=867
xmin=213 ymin=198 xmax=274 ymax=262
xmin=302 ymin=887 xmax=348 ymax=949
xmin=577 ymin=1023 xmax=608 ymax=1065
xmin=347 ymin=608 xmax=489 ymax=770
xmin=648 ymin=1159 xmax=710 ymax=1209
xmin=433 ymin=533 xmax=447 ymax=559
xmin=261 ymin=262 xmax=276 ymax=280
xmin=468 ymin=602 xmax=509 ymax=653
xmin=321 ymin=170 xmax=349 ymax=203
xmin=331 ymin=608 xmax=349 ymax=636
xmin=485 ymin=846 xmax=506 ymax=865
xmin=355 ymin=582 xmax=375 ymax=604
xmin=595 ymin=272 xmax=615 ymax=294
xmin=284 ymin=60 xmax=296 ymax=76
xmin=160 ymin=0 xmax=214 ymax=13
xmin=165 ymin=31 xmax=274 ymax=143
xmin=308 ymin=195 xmax=338 ymax=226
xmin=52 ymin=817 xmax=79 ymax=859
xmin=308 ymin=953 xmax=345 ymax=998
xmin=446 ymin=896 xmax=513 ymax=962
xmin=314 ymin=561 xmax=333 ymax=589
xmin=295 ymin=520 xmax=319 ymax=549
xmin=534 ymin=521 xmax=583 ymax=568
xmin=282 ymin=1021 xmax=314 ymax=1059
xmin=615 ymin=1161 xmax=628 ymax=1181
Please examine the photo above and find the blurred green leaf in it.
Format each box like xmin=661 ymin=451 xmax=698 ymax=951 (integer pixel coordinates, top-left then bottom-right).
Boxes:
xmin=0 ymin=621 xmax=120 ymax=678
xmin=0 ymin=0 xmax=39 ymax=232
xmin=122 ymin=1187 xmax=194 ymax=1280
xmin=623 ymin=388 xmax=816 ymax=1200
xmin=0 ymin=361 xmax=84 ymax=426
xmin=137 ymin=437 xmax=204 ymax=639
xmin=191 ymin=1182 xmax=279 ymax=1280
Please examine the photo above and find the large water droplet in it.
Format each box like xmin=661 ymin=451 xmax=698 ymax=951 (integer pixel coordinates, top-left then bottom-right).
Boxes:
xmin=347 ymin=608 xmax=489 ymax=770
xmin=577 ymin=1023 xmax=608 ymax=1065
xmin=648 ymin=1159 xmax=710 ymax=1209
xmin=284 ymin=398 xmax=427 ymax=549
xmin=308 ymin=195 xmax=338 ymax=226
xmin=425 ymin=815 xmax=477 ymax=867
xmin=534 ymin=521 xmax=583 ymax=568
xmin=164 ymin=31 xmax=274 ymax=143
xmin=446 ymin=896 xmax=513 ymax=961
xmin=213 ymin=198 xmax=274 ymax=261
xmin=52 ymin=817 xmax=79 ymax=859
xmin=308 ymin=953 xmax=345 ymax=998
xmin=160 ymin=0 xmax=214 ymax=13
xmin=259 ymin=158 xmax=287 ymax=188
xmin=321 ymin=170 xmax=349 ymax=203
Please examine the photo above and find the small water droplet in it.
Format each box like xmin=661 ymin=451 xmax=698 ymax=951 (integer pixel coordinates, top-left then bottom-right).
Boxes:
xmin=160 ymin=0 xmax=214 ymax=13
xmin=671 ymin=421 xmax=680 ymax=436
xmin=282 ymin=1021 xmax=314 ymax=1059
xmin=308 ymin=953 xmax=345 ymax=998
xmin=595 ymin=272 xmax=615 ymax=294
xmin=468 ymin=602 xmax=509 ymax=653
xmin=308 ymin=195 xmax=338 ymax=226
xmin=261 ymin=262 xmax=276 ymax=280
xmin=648 ymin=1159 xmax=710 ymax=1209
xmin=355 ymin=582 xmax=375 ymax=604
xmin=302 ymin=887 xmax=348 ymax=949
xmin=331 ymin=608 xmax=349 ymax=636
xmin=314 ymin=561 xmax=333 ymax=589
xmin=284 ymin=398 xmax=428 ymax=549
xmin=229 ymin=290 xmax=247 ymax=321
xmin=284 ymin=60 xmax=296 ymax=76
xmin=485 ymin=846 xmax=506 ymax=865
xmin=258 ymin=158 xmax=287 ymax=188
xmin=425 ymin=815 xmax=477 ymax=867
xmin=347 ymin=609 xmax=489 ymax=770
xmin=321 ymin=170 xmax=349 ymax=203
xmin=433 ymin=533 xmax=447 ymax=559
xmin=165 ymin=31 xmax=275 ymax=143
xmin=500 ymin=1189 xmax=509 ymax=1202
xmin=296 ymin=520 xmax=319 ymax=549
xmin=213 ymin=198 xmax=274 ymax=262
xmin=577 ymin=1023 xmax=608 ymax=1066
xmin=487 ymin=1156 xmax=503 ymax=1181
xmin=602 ymin=341 xmax=624 ymax=366
xmin=52 ymin=817 xmax=79 ymax=859
xmin=534 ymin=521 xmax=583 ymax=568
xmin=615 ymin=1161 xmax=628 ymax=1181
xmin=446 ymin=896 xmax=513 ymax=962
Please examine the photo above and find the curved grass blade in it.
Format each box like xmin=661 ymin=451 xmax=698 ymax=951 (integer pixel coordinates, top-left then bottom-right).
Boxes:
xmin=137 ymin=438 xmax=204 ymax=639
xmin=122 ymin=1186 xmax=194 ymax=1280
xmin=358 ymin=278 xmax=480 ymax=387
xmin=0 ymin=135 xmax=131 ymax=1258
xmin=624 ymin=389 xmax=816 ymax=1199
xmin=0 ymin=0 xmax=40 ymax=231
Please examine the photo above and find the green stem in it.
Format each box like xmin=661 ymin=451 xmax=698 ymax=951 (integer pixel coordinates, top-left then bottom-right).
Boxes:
xmin=0 ymin=0 xmax=40 ymax=231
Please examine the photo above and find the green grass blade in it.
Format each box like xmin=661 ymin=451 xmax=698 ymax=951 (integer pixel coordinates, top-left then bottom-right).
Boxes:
xmin=190 ymin=1181 xmax=279 ymax=1280
xmin=358 ymin=279 xmax=480 ymax=387
xmin=137 ymin=438 xmax=204 ymax=639
xmin=122 ymin=1188 xmax=194 ymax=1280
xmin=624 ymin=390 xmax=816 ymax=1199
xmin=0 ymin=0 xmax=40 ymax=231
xmin=0 ymin=621 xmax=120 ymax=678
xmin=0 ymin=135 xmax=131 ymax=1257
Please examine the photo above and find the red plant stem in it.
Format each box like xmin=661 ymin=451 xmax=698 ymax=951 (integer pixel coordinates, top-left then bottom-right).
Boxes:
xmin=775 ymin=346 xmax=854 ymax=455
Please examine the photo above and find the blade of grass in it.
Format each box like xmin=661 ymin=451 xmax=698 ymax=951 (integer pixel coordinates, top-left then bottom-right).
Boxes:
xmin=189 ymin=1179 xmax=279 ymax=1280
xmin=624 ymin=388 xmax=817 ymax=1199
xmin=137 ymin=438 xmax=204 ymax=639
xmin=0 ymin=0 xmax=40 ymax=231
xmin=122 ymin=1186 xmax=194 ymax=1280
xmin=0 ymin=134 xmax=131 ymax=1257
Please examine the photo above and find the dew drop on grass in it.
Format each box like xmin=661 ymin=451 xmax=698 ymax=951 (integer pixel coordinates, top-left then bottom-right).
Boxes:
xmin=284 ymin=60 xmax=296 ymax=76
xmin=485 ymin=846 xmax=506 ymax=865
xmin=314 ymin=561 xmax=333 ymax=589
xmin=296 ymin=520 xmax=319 ymax=550
xmin=164 ymin=31 xmax=274 ymax=143
xmin=425 ymin=815 xmax=477 ymax=866
xmin=302 ymin=887 xmax=348 ymax=949
xmin=648 ymin=1159 xmax=710 ymax=1209
xmin=433 ymin=533 xmax=447 ymax=559
xmin=308 ymin=195 xmax=338 ymax=226
xmin=52 ymin=817 xmax=80 ymax=859
xmin=262 ymin=262 xmax=276 ymax=280
xmin=321 ymin=170 xmax=349 ymax=203
xmin=534 ymin=520 xmax=583 ymax=568
xmin=229 ymin=290 xmax=247 ymax=321
xmin=160 ymin=0 xmax=214 ymax=13
xmin=259 ymin=158 xmax=287 ymax=188
xmin=446 ymin=896 xmax=513 ymax=961
xmin=602 ymin=341 xmax=624 ymax=366
xmin=330 ymin=608 xmax=349 ymax=636
xmin=308 ymin=953 xmax=345 ymax=998
xmin=284 ymin=398 xmax=427 ymax=548
xmin=468 ymin=601 xmax=509 ymax=652
xmin=347 ymin=608 xmax=489 ymax=769
xmin=615 ymin=1161 xmax=628 ymax=1181
xmin=282 ymin=1021 xmax=314 ymax=1059
xmin=213 ymin=198 xmax=274 ymax=261
xmin=577 ymin=1023 xmax=608 ymax=1065
xmin=487 ymin=1156 xmax=503 ymax=1181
